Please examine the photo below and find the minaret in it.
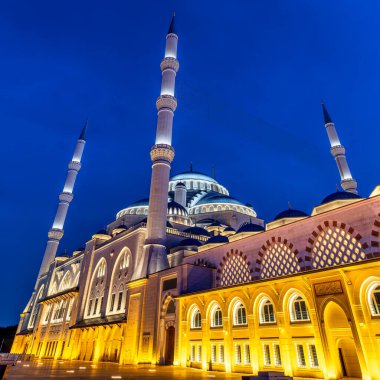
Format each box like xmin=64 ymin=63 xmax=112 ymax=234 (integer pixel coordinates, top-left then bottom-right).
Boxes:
xmin=322 ymin=103 xmax=358 ymax=194
xmin=37 ymin=122 xmax=87 ymax=278
xmin=144 ymin=14 xmax=179 ymax=274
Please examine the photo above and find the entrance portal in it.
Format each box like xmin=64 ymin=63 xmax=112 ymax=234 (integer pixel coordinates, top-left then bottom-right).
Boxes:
xmin=324 ymin=301 xmax=362 ymax=378
xmin=164 ymin=326 xmax=175 ymax=365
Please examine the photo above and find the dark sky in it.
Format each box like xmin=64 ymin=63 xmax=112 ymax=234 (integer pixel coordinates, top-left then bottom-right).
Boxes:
xmin=1 ymin=1 xmax=380 ymax=326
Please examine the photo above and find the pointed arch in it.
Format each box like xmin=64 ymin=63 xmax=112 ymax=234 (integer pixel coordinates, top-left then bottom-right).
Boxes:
xmin=59 ymin=271 xmax=72 ymax=292
xmin=85 ymin=258 xmax=107 ymax=319
xmin=107 ymin=248 xmax=131 ymax=315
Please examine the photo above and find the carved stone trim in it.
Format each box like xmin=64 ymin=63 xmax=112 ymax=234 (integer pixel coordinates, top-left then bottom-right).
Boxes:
xmin=314 ymin=280 xmax=343 ymax=296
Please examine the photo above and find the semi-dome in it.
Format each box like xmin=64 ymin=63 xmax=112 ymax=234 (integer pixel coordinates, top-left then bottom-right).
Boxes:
xmin=167 ymin=200 xmax=188 ymax=216
xmin=237 ymin=222 xmax=265 ymax=233
xmin=274 ymin=209 xmax=308 ymax=221
xmin=183 ymin=226 xmax=210 ymax=236
xmin=205 ymin=234 xmax=229 ymax=244
xmin=196 ymin=195 xmax=245 ymax=206
xmin=321 ymin=191 xmax=362 ymax=205
xmin=126 ymin=199 xmax=149 ymax=207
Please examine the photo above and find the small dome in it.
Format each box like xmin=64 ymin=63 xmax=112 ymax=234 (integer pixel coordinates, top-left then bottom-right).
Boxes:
xmin=205 ymin=235 xmax=229 ymax=244
xmin=176 ymin=238 xmax=203 ymax=247
xmin=237 ymin=222 xmax=264 ymax=233
xmin=175 ymin=182 xmax=186 ymax=187
xmin=224 ymin=226 xmax=235 ymax=232
xmin=167 ymin=200 xmax=188 ymax=216
xmin=274 ymin=209 xmax=308 ymax=221
xmin=321 ymin=191 xmax=362 ymax=205
xmin=184 ymin=226 xmax=211 ymax=236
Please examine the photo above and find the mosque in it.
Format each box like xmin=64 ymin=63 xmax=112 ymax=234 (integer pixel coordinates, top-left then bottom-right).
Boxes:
xmin=11 ymin=15 xmax=380 ymax=380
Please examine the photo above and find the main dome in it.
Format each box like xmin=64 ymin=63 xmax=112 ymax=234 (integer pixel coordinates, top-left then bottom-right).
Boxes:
xmin=169 ymin=170 xmax=229 ymax=196
xmin=170 ymin=171 xmax=218 ymax=183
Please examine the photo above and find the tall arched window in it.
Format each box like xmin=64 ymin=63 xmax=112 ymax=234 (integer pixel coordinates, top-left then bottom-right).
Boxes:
xmin=191 ymin=308 xmax=202 ymax=329
xmin=289 ymin=295 xmax=309 ymax=322
xmin=28 ymin=285 xmax=45 ymax=328
xmin=85 ymin=259 xmax=107 ymax=318
xmin=107 ymin=250 xmax=130 ymax=315
xmin=233 ymin=302 xmax=247 ymax=326
xmin=59 ymin=272 xmax=72 ymax=292
xmin=259 ymin=298 xmax=276 ymax=324
xmin=210 ymin=304 xmax=223 ymax=327
xmin=368 ymin=284 xmax=380 ymax=316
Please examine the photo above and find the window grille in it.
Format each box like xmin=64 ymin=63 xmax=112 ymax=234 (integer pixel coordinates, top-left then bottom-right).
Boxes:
xmin=296 ymin=344 xmax=306 ymax=367
xmin=274 ymin=344 xmax=282 ymax=366
xmin=308 ymin=344 xmax=319 ymax=368
xmin=263 ymin=344 xmax=271 ymax=366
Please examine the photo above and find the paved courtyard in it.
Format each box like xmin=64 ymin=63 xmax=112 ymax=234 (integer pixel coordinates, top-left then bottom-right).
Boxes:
xmin=4 ymin=359 xmax=242 ymax=379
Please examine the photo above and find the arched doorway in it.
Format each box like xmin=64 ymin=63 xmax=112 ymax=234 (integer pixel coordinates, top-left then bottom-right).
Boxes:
xmin=164 ymin=326 xmax=175 ymax=365
xmin=324 ymin=301 xmax=362 ymax=378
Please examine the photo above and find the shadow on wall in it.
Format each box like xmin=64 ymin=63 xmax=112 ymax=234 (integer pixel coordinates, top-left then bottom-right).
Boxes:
xmin=0 ymin=326 xmax=17 ymax=353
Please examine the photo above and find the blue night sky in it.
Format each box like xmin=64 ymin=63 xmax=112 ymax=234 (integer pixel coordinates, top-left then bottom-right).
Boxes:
xmin=1 ymin=1 xmax=380 ymax=326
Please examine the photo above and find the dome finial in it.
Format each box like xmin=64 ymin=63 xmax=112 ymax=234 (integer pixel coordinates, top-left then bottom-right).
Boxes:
xmin=212 ymin=164 xmax=216 ymax=179
xmin=288 ymin=201 xmax=292 ymax=210
xmin=190 ymin=162 xmax=193 ymax=172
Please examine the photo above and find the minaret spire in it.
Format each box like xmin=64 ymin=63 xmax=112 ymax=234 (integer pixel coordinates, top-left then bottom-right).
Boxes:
xmin=143 ymin=15 xmax=179 ymax=274
xmin=37 ymin=121 xmax=87 ymax=279
xmin=322 ymin=102 xmax=357 ymax=194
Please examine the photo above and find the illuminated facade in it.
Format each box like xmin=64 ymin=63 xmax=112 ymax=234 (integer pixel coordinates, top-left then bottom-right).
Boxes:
xmin=12 ymin=14 xmax=380 ymax=380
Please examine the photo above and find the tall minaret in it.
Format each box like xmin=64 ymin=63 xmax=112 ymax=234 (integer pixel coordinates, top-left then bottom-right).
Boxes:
xmin=322 ymin=102 xmax=358 ymax=194
xmin=144 ymin=14 xmax=179 ymax=274
xmin=37 ymin=122 xmax=87 ymax=278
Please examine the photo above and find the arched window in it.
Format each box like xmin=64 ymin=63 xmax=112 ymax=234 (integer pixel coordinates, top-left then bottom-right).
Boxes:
xmin=369 ymin=284 xmax=380 ymax=316
xmin=28 ymin=285 xmax=45 ymax=328
xmin=191 ymin=308 xmax=202 ymax=329
xmin=290 ymin=295 xmax=309 ymax=322
xmin=233 ymin=302 xmax=247 ymax=326
xmin=59 ymin=272 xmax=72 ymax=292
xmin=259 ymin=299 xmax=276 ymax=324
xmin=210 ymin=304 xmax=223 ymax=327
xmin=107 ymin=250 xmax=130 ymax=315
xmin=85 ymin=259 xmax=107 ymax=318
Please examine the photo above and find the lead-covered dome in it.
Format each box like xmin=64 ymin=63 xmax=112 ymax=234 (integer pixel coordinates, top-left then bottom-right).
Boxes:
xmin=169 ymin=170 xmax=229 ymax=195
xmin=274 ymin=209 xmax=308 ymax=221
xmin=321 ymin=191 xmax=362 ymax=205
xmin=183 ymin=226 xmax=211 ymax=237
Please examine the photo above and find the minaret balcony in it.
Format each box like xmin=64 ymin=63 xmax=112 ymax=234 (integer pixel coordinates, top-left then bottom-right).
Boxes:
xmin=150 ymin=144 xmax=175 ymax=163
xmin=48 ymin=228 xmax=64 ymax=241
xmin=68 ymin=161 xmax=82 ymax=171
xmin=160 ymin=57 xmax=179 ymax=72
xmin=330 ymin=145 xmax=346 ymax=156
xmin=156 ymin=95 xmax=177 ymax=111
xmin=59 ymin=192 xmax=74 ymax=203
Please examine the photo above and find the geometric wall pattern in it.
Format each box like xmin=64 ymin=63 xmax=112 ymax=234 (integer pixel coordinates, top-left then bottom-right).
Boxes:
xmin=259 ymin=242 xmax=301 ymax=279
xmin=311 ymin=227 xmax=366 ymax=269
xmin=304 ymin=221 xmax=369 ymax=270
xmin=216 ymin=249 xmax=253 ymax=287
